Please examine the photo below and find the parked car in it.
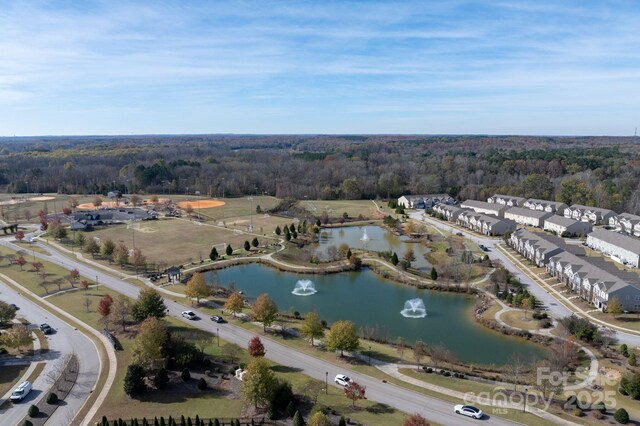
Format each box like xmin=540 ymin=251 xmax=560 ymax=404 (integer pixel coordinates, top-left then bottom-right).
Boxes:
xmin=9 ymin=303 xmax=19 ymax=310
xmin=454 ymin=404 xmax=483 ymax=419
xmin=10 ymin=381 xmax=32 ymax=402
xmin=210 ymin=315 xmax=225 ymax=323
xmin=456 ymin=232 xmax=464 ymax=236
xmin=39 ymin=323 xmax=53 ymax=334
xmin=479 ymin=245 xmax=490 ymax=252
xmin=181 ymin=310 xmax=197 ymax=320
xmin=334 ymin=374 xmax=352 ymax=387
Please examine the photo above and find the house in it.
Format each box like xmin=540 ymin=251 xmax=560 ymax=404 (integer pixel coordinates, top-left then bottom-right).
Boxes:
xmin=487 ymin=194 xmax=526 ymax=207
xmin=564 ymin=205 xmax=616 ymax=225
xmin=546 ymin=250 xmax=640 ymax=312
xmin=543 ymin=216 xmax=592 ymax=237
xmin=509 ymin=229 xmax=640 ymax=312
xmin=509 ymin=229 xmax=565 ymax=267
xmin=609 ymin=213 xmax=640 ymax=236
xmin=456 ymin=211 xmax=516 ymax=236
xmin=504 ymin=207 xmax=553 ymax=228
xmin=586 ymin=229 xmax=640 ymax=268
xmin=523 ymin=199 xmax=568 ymax=215
xmin=433 ymin=204 xmax=465 ymax=222
xmin=460 ymin=200 xmax=508 ymax=217
xmin=398 ymin=194 xmax=455 ymax=209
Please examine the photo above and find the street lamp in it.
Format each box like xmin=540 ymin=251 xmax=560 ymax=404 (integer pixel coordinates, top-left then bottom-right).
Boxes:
xmin=217 ymin=327 xmax=220 ymax=346
xmin=369 ymin=345 xmax=372 ymax=366
xmin=523 ymin=387 xmax=528 ymax=413
xmin=325 ymin=371 xmax=328 ymax=394
xmin=96 ymin=275 xmax=99 ymax=290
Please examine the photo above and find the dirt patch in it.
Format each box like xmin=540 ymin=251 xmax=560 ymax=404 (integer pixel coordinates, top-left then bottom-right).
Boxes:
xmin=177 ymin=199 xmax=226 ymax=210
xmin=29 ymin=196 xmax=56 ymax=201
xmin=76 ymin=201 xmax=128 ymax=210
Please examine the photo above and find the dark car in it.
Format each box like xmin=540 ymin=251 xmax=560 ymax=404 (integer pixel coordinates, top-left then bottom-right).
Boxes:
xmin=39 ymin=324 xmax=52 ymax=334
xmin=9 ymin=304 xmax=19 ymax=311
xmin=211 ymin=315 xmax=225 ymax=323
xmin=456 ymin=232 xmax=464 ymax=236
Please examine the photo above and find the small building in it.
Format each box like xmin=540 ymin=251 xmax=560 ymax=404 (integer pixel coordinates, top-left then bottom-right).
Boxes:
xmin=487 ymin=194 xmax=526 ymax=207
xmin=460 ymin=200 xmax=508 ymax=217
xmin=167 ymin=266 xmax=181 ymax=283
xmin=543 ymin=216 xmax=592 ymax=237
xmin=504 ymin=207 xmax=553 ymax=228
xmin=398 ymin=194 xmax=455 ymax=209
xmin=564 ymin=205 xmax=616 ymax=225
xmin=586 ymin=229 xmax=640 ymax=268
xmin=523 ymin=199 xmax=568 ymax=215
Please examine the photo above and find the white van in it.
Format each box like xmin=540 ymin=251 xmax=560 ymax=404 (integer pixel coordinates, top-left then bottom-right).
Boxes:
xmin=10 ymin=381 xmax=32 ymax=402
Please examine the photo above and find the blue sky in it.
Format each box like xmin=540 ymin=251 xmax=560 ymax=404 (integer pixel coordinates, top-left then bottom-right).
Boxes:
xmin=1 ymin=0 xmax=639 ymax=136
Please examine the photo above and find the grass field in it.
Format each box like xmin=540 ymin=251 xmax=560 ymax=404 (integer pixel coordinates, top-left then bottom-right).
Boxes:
xmin=296 ymin=199 xmax=386 ymax=220
xmin=500 ymin=310 xmax=542 ymax=331
xmin=85 ymin=218 xmax=281 ymax=267
xmin=0 ymin=245 xmax=95 ymax=297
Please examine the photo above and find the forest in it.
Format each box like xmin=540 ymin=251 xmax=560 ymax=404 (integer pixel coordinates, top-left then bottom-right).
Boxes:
xmin=1 ymin=134 xmax=640 ymax=213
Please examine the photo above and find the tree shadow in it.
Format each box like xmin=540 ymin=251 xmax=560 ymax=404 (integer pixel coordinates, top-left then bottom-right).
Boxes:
xmin=270 ymin=365 xmax=302 ymax=373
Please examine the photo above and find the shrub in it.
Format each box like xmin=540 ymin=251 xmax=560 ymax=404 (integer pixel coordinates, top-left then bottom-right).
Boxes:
xmin=572 ymin=408 xmax=584 ymax=417
xmin=23 ymin=421 xmax=33 ymax=426
xmin=425 ymin=367 xmax=433 ymax=373
xmin=591 ymin=410 xmax=604 ymax=420
xmin=181 ymin=368 xmax=191 ymax=382
xmin=269 ymin=379 xmax=294 ymax=411
xmin=154 ymin=368 xmax=169 ymax=390
xmin=46 ymin=392 xmax=59 ymax=404
xmin=28 ymin=405 xmax=39 ymax=417
xmin=443 ymin=371 xmax=451 ymax=377
xmin=591 ymin=403 xmax=606 ymax=414
xmin=614 ymin=408 xmax=629 ymax=424
xmin=338 ymin=416 xmax=346 ymax=426
xmin=293 ymin=411 xmax=304 ymax=426
xmin=286 ymin=401 xmax=296 ymax=418
xmin=197 ymin=377 xmax=207 ymax=390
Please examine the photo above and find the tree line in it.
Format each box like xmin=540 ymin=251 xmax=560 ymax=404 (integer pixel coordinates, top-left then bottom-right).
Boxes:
xmin=2 ymin=134 xmax=640 ymax=213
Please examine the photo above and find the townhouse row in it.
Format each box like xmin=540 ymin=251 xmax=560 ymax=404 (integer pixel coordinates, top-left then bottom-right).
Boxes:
xmin=509 ymin=229 xmax=640 ymax=312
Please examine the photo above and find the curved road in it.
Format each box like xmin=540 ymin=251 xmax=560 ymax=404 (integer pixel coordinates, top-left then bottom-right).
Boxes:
xmin=410 ymin=212 xmax=640 ymax=348
xmin=1 ymin=237 xmax=518 ymax=426
xmin=0 ymin=280 xmax=99 ymax=426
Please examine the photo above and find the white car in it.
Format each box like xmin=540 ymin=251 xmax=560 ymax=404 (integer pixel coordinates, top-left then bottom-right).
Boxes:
xmin=454 ymin=404 xmax=483 ymax=419
xmin=334 ymin=374 xmax=352 ymax=387
xmin=10 ymin=381 xmax=32 ymax=402
xmin=181 ymin=310 xmax=197 ymax=320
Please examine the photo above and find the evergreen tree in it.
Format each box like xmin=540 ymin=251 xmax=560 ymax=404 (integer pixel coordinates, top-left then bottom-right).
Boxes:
xmin=209 ymin=246 xmax=219 ymax=261
xmin=391 ymin=252 xmax=399 ymax=266
xmin=226 ymin=244 xmax=233 ymax=256
xmin=430 ymin=267 xmax=438 ymax=281
xmin=124 ymin=364 xmax=147 ymax=397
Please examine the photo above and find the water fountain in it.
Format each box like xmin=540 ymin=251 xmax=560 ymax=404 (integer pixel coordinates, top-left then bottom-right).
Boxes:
xmin=360 ymin=228 xmax=370 ymax=245
xmin=400 ymin=298 xmax=427 ymax=318
xmin=292 ymin=279 xmax=317 ymax=296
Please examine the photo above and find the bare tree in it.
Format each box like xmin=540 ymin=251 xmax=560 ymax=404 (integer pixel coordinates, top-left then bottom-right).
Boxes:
xmin=505 ymin=352 xmax=527 ymax=392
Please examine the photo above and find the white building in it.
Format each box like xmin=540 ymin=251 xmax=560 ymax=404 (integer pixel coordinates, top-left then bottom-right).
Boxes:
xmin=487 ymin=194 xmax=526 ymax=207
xmin=609 ymin=213 xmax=640 ymax=237
xmin=523 ymin=199 xmax=568 ymax=215
xmin=460 ymin=200 xmax=508 ymax=217
xmin=504 ymin=207 xmax=553 ymax=228
xmin=398 ymin=194 xmax=455 ymax=209
xmin=543 ymin=216 xmax=592 ymax=237
xmin=456 ymin=211 xmax=515 ymax=236
xmin=564 ymin=204 xmax=616 ymax=225
xmin=586 ymin=228 xmax=640 ymax=268
xmin=433 ymin=204 xmax=465 ymax=222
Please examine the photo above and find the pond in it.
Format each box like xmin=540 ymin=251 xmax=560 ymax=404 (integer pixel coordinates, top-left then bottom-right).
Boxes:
xmin=316 ymin=225 xmax=431 ymax=270
xmin=206 ymin=264 xmax=545 ymax=365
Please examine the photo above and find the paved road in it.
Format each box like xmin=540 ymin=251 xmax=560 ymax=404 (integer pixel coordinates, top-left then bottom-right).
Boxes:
xmin=1 ymin=238 xmax=518 ymax=426
xmin=0 ymin=280 xmax=99 ymax=426
xmin=411 ymin=212 xmax=640 ymax=348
